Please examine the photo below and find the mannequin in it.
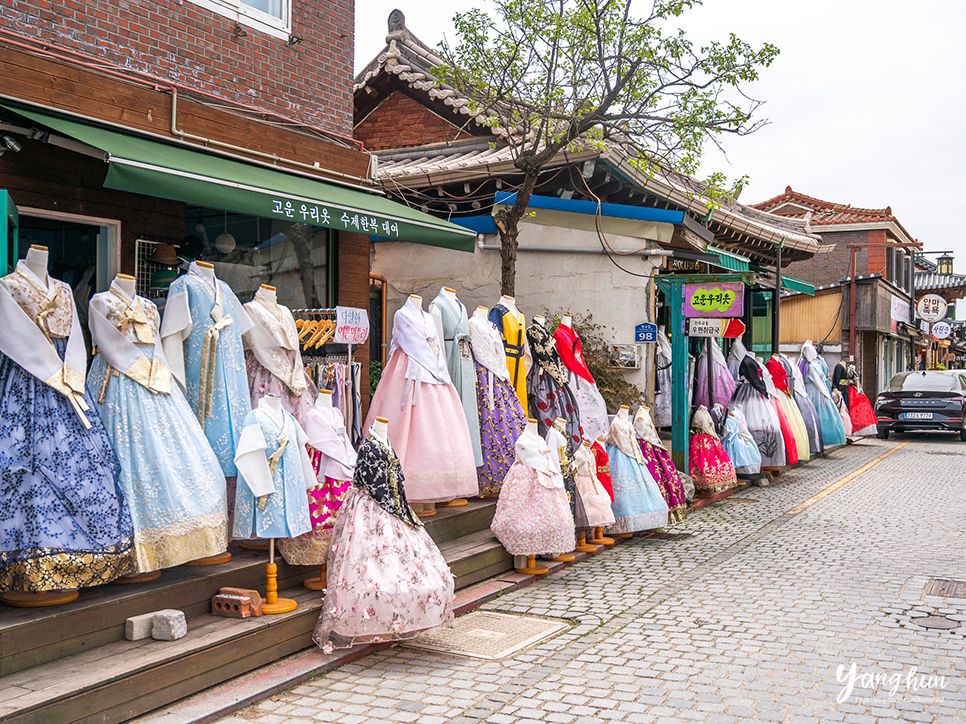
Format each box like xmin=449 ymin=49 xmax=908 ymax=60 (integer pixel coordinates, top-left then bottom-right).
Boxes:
xmin=560 ymin=314 xmax=572 ymax=329
xmin=605 ymin=404 xmax=669 ymax=538
xmin=552 ymin=313 xmax=608 ymax=441
xmin=475 ymin=305 xmax=488 ymax=318
xmin=194 ymin=260 xmax=216 ymax=285
xmin=618 ymin=405 xmax=630 ymax=422
xmin=24 ymin=245 xmax=49 ymax=286
xmin=114 ymin=273 xmax=137 ymax=299
xmin=532 ymin=315 xmax=545 ymax=327
xmin=371 ymin=415 xmax=389 ymax=444
xmin=488 ymin=295 xmax=531 ymax=416
xmin=259 ymin=283 xmax=277 ymax=303
xmin=318 ymin=387 xmax=334 ymax=410
xmin=499 ymin=295 xmax=517 ymax=314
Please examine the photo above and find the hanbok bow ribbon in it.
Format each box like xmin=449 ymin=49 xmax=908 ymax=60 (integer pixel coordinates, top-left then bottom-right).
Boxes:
xmin=198 ymin=314 xmax=234 ymax=427
xmin=118 ymin=300 xmax=155 ymax=344
xmin=258 ymin=427 xmax=290 ymax=511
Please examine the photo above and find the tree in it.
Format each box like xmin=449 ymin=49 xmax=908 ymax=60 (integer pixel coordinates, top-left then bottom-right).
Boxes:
xmin=439 ymin=0 xmax=779 ymax=296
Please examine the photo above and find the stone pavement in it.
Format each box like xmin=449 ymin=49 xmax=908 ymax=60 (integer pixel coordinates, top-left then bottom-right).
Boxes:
xmin=214 ymin=434 xmax=966 ymax=724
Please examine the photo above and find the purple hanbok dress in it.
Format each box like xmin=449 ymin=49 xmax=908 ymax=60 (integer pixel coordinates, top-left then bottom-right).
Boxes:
xmin=634 ymin=407 xmax=687 ymax=523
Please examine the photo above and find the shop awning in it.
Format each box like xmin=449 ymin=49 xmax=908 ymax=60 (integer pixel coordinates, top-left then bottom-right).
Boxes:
xmin=749 ymin=263 xmax=816 ymax=296
xmin=6 ymin=106 xmax=476 ymax=252
xmin=708 ymin=245 xmax=750 ymax=272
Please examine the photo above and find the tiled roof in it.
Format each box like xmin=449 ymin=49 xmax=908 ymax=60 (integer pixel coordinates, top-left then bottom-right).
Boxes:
xmin=916 ymin=272 xmax=966 ymax=292
xmin=751 ymin=186 xmax=915 ymax=240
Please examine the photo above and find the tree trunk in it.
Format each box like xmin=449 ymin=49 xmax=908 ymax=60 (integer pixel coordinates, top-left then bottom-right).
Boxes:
xmin=494 ymin=170 xmax=541 ymax=298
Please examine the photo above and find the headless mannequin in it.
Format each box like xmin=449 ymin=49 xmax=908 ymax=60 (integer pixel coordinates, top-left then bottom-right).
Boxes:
xmin=259 ymin=284 xmax=277 ymax=305
xmin=301 ymin=387 xmax=337 ymax=592
xmin=498 ymin=295 xmax=517 ymax=315
xmin=430 ymin=286 xmax=459 ymax=365
xmin=618 ymin=405 xmax=630 ymax=422
xmin=318 ymin=388 xmax=333 ymax=410
xmin=262 ymin=393 xmax=282 ymax=418
xmin=533 ymin=315 xmax=545 ymax=327
xmin=371 ymin=415 xmax=389 ymax=445
xmin=474 ymin=305 xmax=488 ymax=321
xmin=24 ymin=245 xmax=49 ymax=287
xmin=586 ymin=439 xmax=614 ymax=547
xmin=194 ymin=260 xmax=216 ymax=286
xmin=407 ymin=293 xmax=422 ymax=311
xmin=546 ymin=415 xmax=578 ymax=562
xmin=115 ymin=273 xmax=136 ymax=299
xmin=525 ymin=417 xmax=538 ymax=436
xmin=561 ymin=314 xmax=572 ymax=329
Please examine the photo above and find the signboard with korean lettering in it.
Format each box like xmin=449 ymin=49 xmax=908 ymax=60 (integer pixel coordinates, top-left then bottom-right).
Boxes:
xmin=634 ymin=322 xmax=658 ymax=342
xmin=931 ymin=320 xmax=952 ymax=340
xmin=334 ymin=306 xmax=370 ymax=345
xmin=683 ymin=283 xmax=744 ymax=318
xmin=916 ymin=294 xmax=948 ymax=322
xmin=267 ymin=198 xmax=402 ymax=239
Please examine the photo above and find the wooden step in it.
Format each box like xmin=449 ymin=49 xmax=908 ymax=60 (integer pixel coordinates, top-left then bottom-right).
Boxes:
xmin=439 ymin=529 xmax=513 ymax=590
xmin=422 ymin=498 xmax=498 ymax=544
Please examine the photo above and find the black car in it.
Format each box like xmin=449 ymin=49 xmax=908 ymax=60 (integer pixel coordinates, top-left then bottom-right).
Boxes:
xmin=875 ymin=370 xmax=966 ymax=440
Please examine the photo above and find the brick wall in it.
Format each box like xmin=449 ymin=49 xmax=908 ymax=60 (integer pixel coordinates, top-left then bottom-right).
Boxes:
xmin=355 ymin=90 xmax=474 ymax=150
xmin=865 ymin=229 xmax=889 ymax=276
xmin=785 ymin=229 xmax=869 ymax=287
xmin=0 ymin=0 xmax=354 ymax=136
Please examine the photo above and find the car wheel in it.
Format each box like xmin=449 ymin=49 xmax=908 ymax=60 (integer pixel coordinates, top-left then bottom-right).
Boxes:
xmin=960 ymin=429 xmax=966 ymax=442
xmin=877 ymin=428 xmax=889 ymax=440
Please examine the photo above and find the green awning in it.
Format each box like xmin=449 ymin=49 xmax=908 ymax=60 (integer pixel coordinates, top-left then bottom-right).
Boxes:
xmin=708 ymin=245 xmax=750 ymax=272
xmin=749 ymin=262 xmax=815 ymax=295
xmin=7 ymin=106 xmax=476 ymax=252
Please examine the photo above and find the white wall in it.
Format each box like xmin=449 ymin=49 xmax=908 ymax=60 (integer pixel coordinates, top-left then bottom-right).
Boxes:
xmin=371 ymin=218 xmax=663 ymax=393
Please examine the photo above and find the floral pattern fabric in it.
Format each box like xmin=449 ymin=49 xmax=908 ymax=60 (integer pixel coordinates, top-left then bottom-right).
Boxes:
xmin=475 ymin=360 xmax=526 ymax=496
xmin=490 ymin=462 xmax=575 ymax=557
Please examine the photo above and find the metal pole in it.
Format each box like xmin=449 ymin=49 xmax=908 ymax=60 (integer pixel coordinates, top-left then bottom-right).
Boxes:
xmin=670 ymin=282 xmax=689 ymax=472
xmin=772 ymin=244 xmax=782 ymax=356
xmin=850 ymin=246 xmax=857 ymax=364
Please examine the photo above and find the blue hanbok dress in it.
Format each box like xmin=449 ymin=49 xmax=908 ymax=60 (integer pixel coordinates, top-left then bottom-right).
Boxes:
xmin=160 ymin=263 xmax=253 ymax=476
xmin=721 ymin=407 xmax=762 ymax=476
xmin=605 ymin=415 xmax=669 ymax=534
xmin=233 ymin=402 xmax=314 ymax=540
xmin=0 ymin=263 xmax=135 ymax=592
xmin=800 ymin=343 xmax=846 ymax=448
xmin=87 ymin=282 xmax=228 ymax=572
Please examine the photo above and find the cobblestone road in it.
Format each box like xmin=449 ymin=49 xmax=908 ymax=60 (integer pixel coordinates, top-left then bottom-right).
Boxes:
xmin=217 ymin=434 xmax=966 ymax=724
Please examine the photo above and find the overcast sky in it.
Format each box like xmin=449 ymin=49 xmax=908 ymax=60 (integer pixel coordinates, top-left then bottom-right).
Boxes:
xmin=355 ymin=1 xmax=966 ymax=268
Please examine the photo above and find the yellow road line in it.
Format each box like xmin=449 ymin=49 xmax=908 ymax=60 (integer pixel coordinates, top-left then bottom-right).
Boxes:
xmin=785 ymin=441 xmax=910 ymax=515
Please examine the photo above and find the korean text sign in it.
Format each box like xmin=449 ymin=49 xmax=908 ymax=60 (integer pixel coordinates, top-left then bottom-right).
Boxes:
xmin=334 ymin=306 xmax=370 ymax=345
xmin=683 ymin=283 xmax=744 ymax=318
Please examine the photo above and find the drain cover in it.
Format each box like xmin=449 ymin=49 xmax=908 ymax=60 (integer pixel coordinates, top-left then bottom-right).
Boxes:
xmin=927 ymin=579 xmax=966 ymax=598
xmin=643 ymin=530 xmax=694 ymax=541
xmin=912 ymin=616 xmax=960 ymax=630
xmin=404 ymin=612 xmax=569 ymax=660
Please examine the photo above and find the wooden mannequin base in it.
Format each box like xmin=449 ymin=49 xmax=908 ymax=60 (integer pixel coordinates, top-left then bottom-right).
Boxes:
xmin=239 ymin=539 xmax=270 ymax=551
xmin=303 ymin=565 xmax=327 ymax=591
xmin=2 ymin=590 xmax=79 ymax=607
xmin=263 ymin=561 xmax=296 ymax=613
xmin=515 ymin=555 xmax=548 ymax=575
xmin=262 ymin=597 xmax=298 ymax=614
xmin=545 ymin=553 xmax=576 ymax=563
xmin=574 ymin=541 xmax=599 ymax=553
xmin=183 ymin=551 xmax=232 ymax=566
xmin=113 ymin=571 xmax=162 ymax=584
xmin=610 ymin=533 xmax=633 ymax=539
xmin=437 ymin=498 xmax=468 ymax=507
xmin=478 ymin=494 xmax=500 ymax=499
xmin=589 ymin=535 xmax=615 ymax=546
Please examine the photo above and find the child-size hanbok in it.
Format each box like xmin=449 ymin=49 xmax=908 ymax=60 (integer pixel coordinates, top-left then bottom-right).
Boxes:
xmin=277 ymin=398 xmax=356 ymax=565
xmin=720 ymin=405 xmax=762 ymax=476
xmin=88 ymin=281 xmax=228 ymax=572
xmin=728 ymin=354 xmax=786 ymax=468
xmin=490 ymin=426 xmax=575 ymax=557
xmin=527 ymin=322 xmax=581 ymax=451
xmin=834 ymin=389 xmax=853 ymax=436
xmin=688 ymin=405 xmax=737 ymax=493
xmin=633 ymin=406 xmax=687 ymax=523
xmin=468 ymin=313 xmax=526 ymax=496
xmin=573 ymin=442 xmax=615 ymax=528
xmin=160 ymin=262 xmax=253 ymax=476
xmin=243 ymin=286 xmax=318 ymax=423
xmin=314 ymin=432 xmax=455 ymax=651
xmin=364 ymin=299 xmax=478 ymax=503
xmin=800 ymin=341 xmax=846 ymax=447
xmin=0 ymin=262 xmax=135 ymax=591
xmin=232 ymin=400 xmax=314 ymax=540
xmin=695 ymin=339 xmax=737 ymax=411
xmin=553 ymin=322 xmax=609 ymax=441
xmin=605 ymin=414 xmax=669 ymax=534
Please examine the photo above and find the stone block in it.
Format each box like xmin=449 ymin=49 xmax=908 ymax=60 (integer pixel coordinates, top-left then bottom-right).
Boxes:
xmin=220 ymin=586 xmax=263 ymax=616
xmin=152 ymin=609 xmax=188 ymax=640
xmin=125 ymin=612 xmax=158 ymax=641
xmin=213 ymin=593 xmax=252 ymax=618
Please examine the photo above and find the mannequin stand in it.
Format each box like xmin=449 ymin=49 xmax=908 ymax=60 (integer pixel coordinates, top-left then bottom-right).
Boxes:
xmin=515 ymin=555 xmax=548 ymax=575
xmin=113 ymin=571 xmax=162 ymax=584
xmin=479 ymin=494 xmax=500 ymax=500
xmin=574 ymin=531 xmax=599 ymax=553
xmin=184 ymin=551 xmax=232 ymax=566
xmin=589 ymin=527 xmax=614 ymax=546
xmin=545 ymin=553 xmax=576 ymax=563
xmin=611 ymin=533 xmax=633 ymax=539
xmin=412 ymin=502 xmax=437 ymax=518
xmin=2 ymin=590 xmax=79 ymax=607
xmin=240 ymin=539 xmax=270 ymax=551
xmin=262 ymin=539 xmax=297 ymax=614
xmin=437 ymin=499 xmax=468 ymax=507
xmin=303 ymin=564 xmax=326 ymax=591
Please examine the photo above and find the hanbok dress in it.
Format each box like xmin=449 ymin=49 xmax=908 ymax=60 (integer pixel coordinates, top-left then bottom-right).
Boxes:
xmin=834 ymin=389 xmax=853 ymax=436
xmin=695 ymin=339 xmax=736 ymax=411
xmin=573 ymin=443 xmax=615 ymax=528
xmin=633 ymin=406 xmax=687 ymax=523
xmin=800 ymin=341 xmax=846 ymax=447
xmin=720 ymin=405 xmax=762 ymax=476
xmin=160 ymin=262 xmax=253 ymax=477
xmin=277 ymin=398 xmax=356 ymax=565
xmin=688 ymin=406 xmax=737 ymax=493
xmin=832 ymin=361 xmax=852 ymax=413
xmin=765 ymin=356 xmax=810 ymax=461
xmin=87 ymin=282 xmax=228 ymax=572
xmin=364 ymin=300 xmax=478 ymax=503
xmin=760 ymin=364 xmax=798 ymax=466
xmin=728 ymin=355 xmax=786 ymax=468
xmin=526 ymin=322 xmax=581 ymax=450
xmin=429 ymin=292 xmax=483 ymax=466
xmin=490 ymin=427 xmax=575 ymax=557
xmin=232 ymin=400 xmax=314 ymax=540
xmin=605 ymin=414 xmax=669 ymax=534
xmin=845 ymin=366 xmax=877 ymax=436
xmin=783 ymin=354 xmax=824 ymax=456
xmin=547 ymin=420 xmax=589 ymax=532
xmin=591 ymin=440 xmax=615 ymax=501
xmin=654 ymin=329 xmax=673 ymax=428
xmin=727 ymin=339 xmax=746 ymax=380
xmin=314 ymin=432 xmax=455 ymax=651
xmin=468 ymin=314 xmax=526 ymax=496
xmin=0 ymin=262 xmax=135 ymax=591
xmin=242 ymin=287 xmax=318 ymax=423
xmin=488 ymin=304 xmax=532 ymax=416
xmin=553 ymin=323 xmax=609 ymax=441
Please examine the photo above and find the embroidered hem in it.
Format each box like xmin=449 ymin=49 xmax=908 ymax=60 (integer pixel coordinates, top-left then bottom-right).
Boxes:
xmin=0 ymin=539 xmax=135 ymax=592
xmin=607 ymin=511 xmax=668 ymax=534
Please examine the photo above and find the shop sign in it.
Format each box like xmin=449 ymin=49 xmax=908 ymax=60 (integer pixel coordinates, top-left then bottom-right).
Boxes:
xmin=634 ymin=322 xmax=658 ymax=342
xmin=683 ymin=283 xmax=743 ymax=318
xmin=891 ymin=294 xmax=911 ymax=332
xmin=334 ymin=306 xmax=370 ymax=344
xmin=269 ymin=198 xmax=402 ymax=238
xmin=932 ymin=321 xmax=952 ymax=340
xmin=685 ymin=318 xmax=745 ymax=338
xmin=916 ymin=294 xmax=948 ymax=322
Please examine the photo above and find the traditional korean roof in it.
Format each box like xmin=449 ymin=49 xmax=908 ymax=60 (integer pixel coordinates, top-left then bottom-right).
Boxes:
xmin=752 ymin=186 xmax=916 ymax=243
xmin=916 ymin=272 xmax=966 ymax=293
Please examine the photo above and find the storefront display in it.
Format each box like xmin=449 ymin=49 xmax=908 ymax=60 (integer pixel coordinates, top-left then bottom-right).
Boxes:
xmin=88 ymin=275 xmax=229 ymax=573
xmin=633 ymin=406 xmax=688 ymax=523
xmin=800 ymin=341 xmax=847 ymax=447
xmin=729 ymin=350 xmax=787 ymax=468
xmin=527 ymin=317 xmax=581 ymax=449
xmin=688 ymin=406 xmax=737 ymax=493
xmin=553 ymin=316 xmax=608 ymax=441
xmin=782 ymin=354 xmax=824 ymax=456
xmin=488 ymin=296 xmax=531 ymax=416
xmin=605 ymin=406 xmax=670 ymax=534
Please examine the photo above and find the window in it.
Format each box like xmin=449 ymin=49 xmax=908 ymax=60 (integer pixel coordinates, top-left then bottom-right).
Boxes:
xmin=189 ymin=0 xmax=291 ymax=40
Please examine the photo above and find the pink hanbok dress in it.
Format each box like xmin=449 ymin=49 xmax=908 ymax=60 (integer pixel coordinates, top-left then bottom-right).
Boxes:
xmin=689 ymin=406 xmax=737 ymax=493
